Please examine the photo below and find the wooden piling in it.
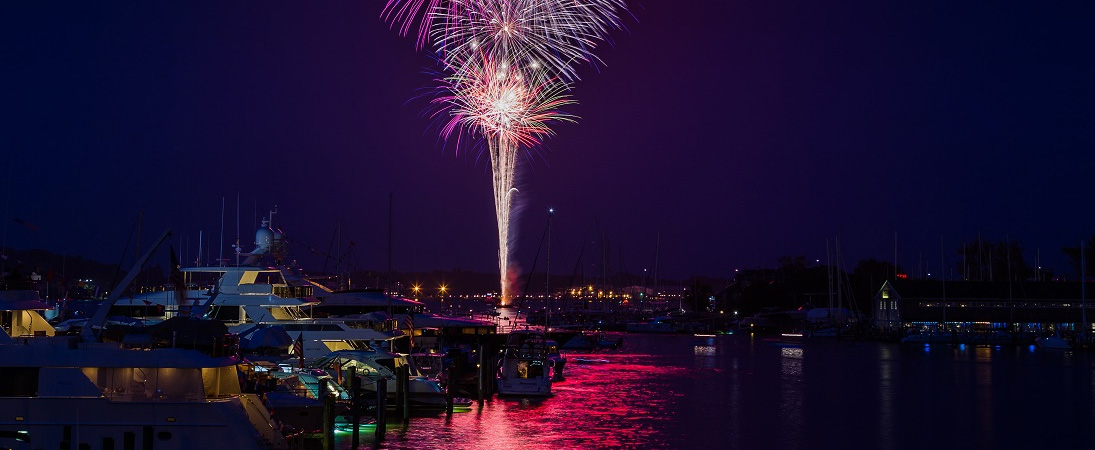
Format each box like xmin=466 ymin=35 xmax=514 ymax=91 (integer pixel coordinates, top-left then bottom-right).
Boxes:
xmin=395 ymin=365 xmax=405 ymax=421
xmin=322 ymin=386 xmax=335 ymax=450
xmin=446 ymin=362 xmax=456 ymax=416
xmin=477 ymin=343 xmax=485 ymax=406
xmin=400 ymin=365 xmax=410 ymax=424
xmin=351 ymin=375 xmax=361 ymax=450
xmin=375 ymin=378 xmax=387 ymax=441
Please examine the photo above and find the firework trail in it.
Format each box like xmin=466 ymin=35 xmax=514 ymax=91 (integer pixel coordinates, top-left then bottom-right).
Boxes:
xmin=383 ymin=0 xmax=628 ymax=304
xmin=432 ymin=56 xmax=575 ymax=301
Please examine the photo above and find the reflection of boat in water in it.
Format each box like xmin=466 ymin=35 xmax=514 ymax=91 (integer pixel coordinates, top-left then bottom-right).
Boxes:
xmin=900 ymin=332 xmax=953 ymax=344
xmin=902 ymin=330 xmax=1018 ymax=346
xmin=497 ymin=330 xmax=553 ymax=396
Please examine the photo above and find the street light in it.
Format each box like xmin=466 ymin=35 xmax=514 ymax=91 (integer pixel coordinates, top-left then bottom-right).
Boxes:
xmin=546 ymin=207 xmax=554 ymax=330
xmin=439 ymin=285 xmax=448 ymax=313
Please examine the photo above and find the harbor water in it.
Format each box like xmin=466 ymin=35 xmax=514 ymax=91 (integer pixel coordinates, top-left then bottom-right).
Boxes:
xmin=341 ymin=333 xmax=1095 ymax=449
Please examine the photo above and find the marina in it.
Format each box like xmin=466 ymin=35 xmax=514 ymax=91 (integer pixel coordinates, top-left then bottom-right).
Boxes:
xmin=330 ymin=333 xmax=1095 ymax=449
xmin=5 ymin=244 xmax=1095 ymax=448
xmin=5 ymin=0 xmax=1095 ymax=448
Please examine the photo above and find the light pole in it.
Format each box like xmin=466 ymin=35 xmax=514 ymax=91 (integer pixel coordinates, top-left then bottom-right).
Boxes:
xmin=546 ymin=207 xmax=554 ymax=330
xmin=439 ymin=285 xmax=448 ymax=314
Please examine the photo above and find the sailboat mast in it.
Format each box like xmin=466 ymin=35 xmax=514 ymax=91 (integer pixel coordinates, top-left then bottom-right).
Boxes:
xmin=826 ymin=239 xmax=833 ymax=314
xmin=1082 ymin=240 xmax=1087 ymax=345
xmin=235 ymin=192 xmax=240 ymax=267
xmin=546 ymin=208 xmax=553 ymax=330
xmin=653 ymin=231 xmax=660 ymax=309
xmin=893 ymin=231 xmax=898 ymax=280
xmin=392 ymin=192 xmax=396 ymax=295
xmin=941 ymin=235 xmax=947 ymax=326
xmin=836 ymin=237 xmax=843 ymax=315
xmin=1007 ymin=235 xmax=1014 ymax=326
xmin=219 ymin=197 xmax=225 ymax=267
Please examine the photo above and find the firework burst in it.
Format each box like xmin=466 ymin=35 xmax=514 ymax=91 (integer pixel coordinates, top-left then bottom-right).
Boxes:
xmin=430 ymin=0 xmax=627 ymax=81
xmin=431 ymin=56 xmax=575 ymax=300
xmin=433 ymin=55 xmax=576 ymax=148
xmin=381 ymin=0 xmax=629 ymax=304
xmin=385 ymin=0 xmax=627 ymax=78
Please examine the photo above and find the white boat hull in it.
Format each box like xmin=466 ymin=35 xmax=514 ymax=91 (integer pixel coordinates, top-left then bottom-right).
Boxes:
xmin=497 ymin=376 xmax=552 ymax=396
xmin=1035 ymin=336 xmax=1071 ymax=349
xmin=0 ymin=393 xmax=282 ymax=450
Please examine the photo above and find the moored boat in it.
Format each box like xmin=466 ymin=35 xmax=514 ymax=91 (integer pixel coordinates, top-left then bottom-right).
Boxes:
xmin=1035 ymin=332 xmax=1071 ymax=349
xmin=0 ymin=336 xmax=286 ymax=450
xmin=496 ymin=330 xmax=553 ymax=396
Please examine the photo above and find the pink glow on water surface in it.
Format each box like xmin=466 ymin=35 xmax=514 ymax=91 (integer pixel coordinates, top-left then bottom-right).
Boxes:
xmin=346 ymin=349 xmax=689 ymax=449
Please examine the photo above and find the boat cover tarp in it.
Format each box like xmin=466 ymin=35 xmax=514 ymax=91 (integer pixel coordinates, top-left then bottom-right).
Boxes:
xmin=241 ymin=326 xmax=293 ymax=350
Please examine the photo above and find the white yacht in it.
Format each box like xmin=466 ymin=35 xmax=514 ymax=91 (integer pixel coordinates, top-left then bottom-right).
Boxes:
xmin=0 ymin=289 xmax=56 ymax=338
xmin=0 ymin=335 xmax=286 ymax=450
xmin=0 ymin=229 xmax=287 ymax=450
xmin=496 ymin=330 xmax=553 ymax=397
xmin=115 ymin=219 xmax=398 ymax=363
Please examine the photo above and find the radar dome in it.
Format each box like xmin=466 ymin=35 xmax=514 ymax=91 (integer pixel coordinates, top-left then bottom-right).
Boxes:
xmin=254 ymin=219 xmax=274 ymax=254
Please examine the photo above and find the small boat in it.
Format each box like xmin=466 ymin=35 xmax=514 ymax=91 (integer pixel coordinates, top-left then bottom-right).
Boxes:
xmin=560 ymin=331 xmax=622 ymax=350
xmin=312 ymin=349 xmax=453 ymax=407
xmin=572 ymin=358 xmax=610 ymax=364
xmin=496 ymin=330 xmax=553 ymax=396
xmin=625 ymin=317 xmax=674 ymax=333
xmin=1035 ymin=332 xmax=1071 ymax=349
xmin=545 ymin=339 xmax=567 ymax=381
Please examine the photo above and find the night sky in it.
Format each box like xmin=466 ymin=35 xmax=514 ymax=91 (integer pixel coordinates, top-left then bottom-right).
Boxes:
xmin=3 ymin=1 xmax=1094 ymax=282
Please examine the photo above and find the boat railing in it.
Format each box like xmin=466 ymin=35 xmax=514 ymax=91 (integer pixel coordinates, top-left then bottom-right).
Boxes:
xmin=274 ymin=285 xmax=313 ymax=299
xmin=502 ymin=346 xmax=549 ymax=359
xmin=240 ymin=284 xmax=275 ymax=295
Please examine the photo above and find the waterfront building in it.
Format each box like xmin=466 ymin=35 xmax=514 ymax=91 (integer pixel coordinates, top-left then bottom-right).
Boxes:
xmin=873 ymin=280 xmax=1093 ymax=336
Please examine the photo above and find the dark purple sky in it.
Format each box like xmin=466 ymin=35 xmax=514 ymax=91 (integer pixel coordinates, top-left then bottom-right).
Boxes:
xmin=2 ymin=1 xmax=1093 ymax=281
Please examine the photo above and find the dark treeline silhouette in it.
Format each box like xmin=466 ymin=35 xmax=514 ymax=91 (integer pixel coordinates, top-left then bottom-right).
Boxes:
xmin=956 ymin=238 xmax=1034 ymax=281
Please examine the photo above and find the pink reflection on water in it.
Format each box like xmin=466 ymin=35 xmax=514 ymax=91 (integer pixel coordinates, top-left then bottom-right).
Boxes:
xmin=342 ymin=350 xmax=690 ymax=449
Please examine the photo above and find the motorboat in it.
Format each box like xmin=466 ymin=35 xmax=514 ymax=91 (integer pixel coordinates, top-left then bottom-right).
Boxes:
xmin=496 ymin=330 xmax=553 ymax=396
xmin=312 ymin=349 xmax=451 ymax=407
xmin=1035 ymin=332 xmax=1071 ymax=349
xmin=545 ymin=339 xmax=566 ymax=381
xmin=560 ymin=331 xmax=623 ymax=350
xmin=625 ymin=317 xmax=674 ymax=333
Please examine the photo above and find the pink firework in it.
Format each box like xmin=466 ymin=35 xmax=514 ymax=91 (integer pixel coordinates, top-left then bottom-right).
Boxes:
xmin=384 ymin=0 xmax=627 ymax=79
xmin=432 ymin=55 xmax=575 ymax=149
